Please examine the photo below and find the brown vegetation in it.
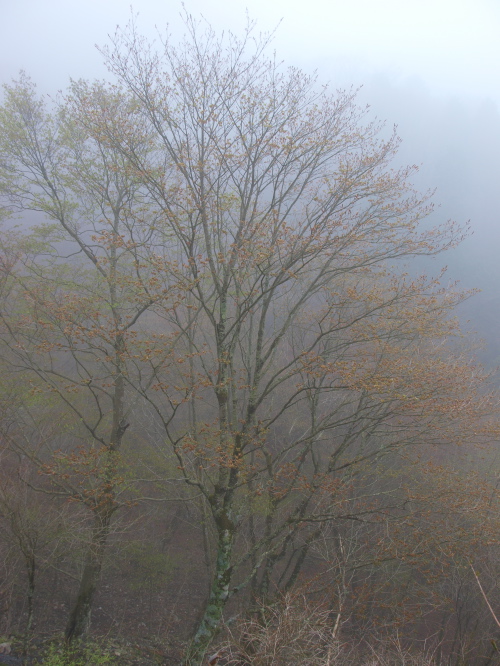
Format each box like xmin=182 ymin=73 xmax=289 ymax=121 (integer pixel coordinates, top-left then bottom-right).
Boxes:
xmin=0 ymin=14 xmax=499 ymax=665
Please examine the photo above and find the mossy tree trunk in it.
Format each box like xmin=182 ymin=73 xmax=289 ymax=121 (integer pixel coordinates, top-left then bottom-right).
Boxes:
xmin=183 ymin=514 xmax=235 ymax=666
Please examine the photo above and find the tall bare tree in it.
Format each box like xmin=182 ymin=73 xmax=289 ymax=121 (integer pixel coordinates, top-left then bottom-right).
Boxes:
xmin=98 ymin=17 xmax=498 ymax=664
xmin=0 ymin=75 xmax=173 ymax=640
xmin=0 ymin=18 xmax=498 ymax=665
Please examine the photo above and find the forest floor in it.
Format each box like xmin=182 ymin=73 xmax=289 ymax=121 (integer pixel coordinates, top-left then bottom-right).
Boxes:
xmin=0 ymin=635 xmax=186 ymax=665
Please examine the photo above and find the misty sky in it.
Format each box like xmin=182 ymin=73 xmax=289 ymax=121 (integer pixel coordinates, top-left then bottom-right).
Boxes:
xmin=1 ymin=0 xmax=499 ymax=102
xmin=1 ymin=0 xmax=500 ymax=358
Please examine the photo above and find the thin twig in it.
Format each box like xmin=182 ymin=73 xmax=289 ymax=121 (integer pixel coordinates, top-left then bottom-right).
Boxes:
xmin=469 ymin=561 xmax=500 ymax=629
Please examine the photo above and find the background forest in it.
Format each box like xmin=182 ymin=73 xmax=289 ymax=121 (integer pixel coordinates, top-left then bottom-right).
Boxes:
xmin=1 ymin=11 xmax=500 ymax=666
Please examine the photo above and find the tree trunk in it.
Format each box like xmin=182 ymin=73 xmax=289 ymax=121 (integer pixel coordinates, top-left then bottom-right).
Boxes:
xmin=22 ymin=555 xmax=36 ymax=655
xmin=25 ymin=557 xmax=35 ymax=635
xmin=65 ymin=331 xmax=124 ymax=643
xmin=65 ymin=510 xmax=112 ymax=642
xmin=183 ymin=522 xmax=234 ymax=666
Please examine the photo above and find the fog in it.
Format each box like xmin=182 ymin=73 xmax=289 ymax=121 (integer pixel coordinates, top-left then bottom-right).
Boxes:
xmin=2 ymin=0 xmax=500 ymax=360
xmin=1 ymin=4 xmax=500 ymax=661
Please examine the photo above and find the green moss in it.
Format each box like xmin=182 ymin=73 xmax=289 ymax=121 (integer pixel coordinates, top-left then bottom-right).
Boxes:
xmin=40 ymin=641 xmax=117 ymax=666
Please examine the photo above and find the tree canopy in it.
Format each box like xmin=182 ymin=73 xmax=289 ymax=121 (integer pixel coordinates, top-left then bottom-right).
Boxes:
xmin=0 ymin=16 xmax=499 ymax=666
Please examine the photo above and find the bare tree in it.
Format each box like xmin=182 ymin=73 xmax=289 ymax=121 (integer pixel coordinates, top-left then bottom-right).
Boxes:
xmin=98 ymin=16 xmax=498 ymax=664
xmin=0 ymin=17 xmax=498 ymax=665
xmin=0 ymin=75 xmax=172 ymax=640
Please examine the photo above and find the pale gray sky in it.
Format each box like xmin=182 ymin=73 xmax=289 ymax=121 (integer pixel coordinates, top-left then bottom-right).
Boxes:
xmin=1 ymin=0 xmax=499 ymax=101
xmin=1 ymin=0 xmax=500 ymax=358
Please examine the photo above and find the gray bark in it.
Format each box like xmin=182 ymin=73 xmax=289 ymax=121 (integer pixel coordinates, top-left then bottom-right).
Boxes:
xmin=65 ymin=510 xmax=112 ymax=642
xmin=183 ymin=518 xmax=235 ymax=665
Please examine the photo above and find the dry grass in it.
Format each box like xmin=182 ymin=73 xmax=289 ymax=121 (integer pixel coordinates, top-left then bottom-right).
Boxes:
xmin=214 ymin=593 xmax=437 ymax=666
